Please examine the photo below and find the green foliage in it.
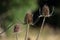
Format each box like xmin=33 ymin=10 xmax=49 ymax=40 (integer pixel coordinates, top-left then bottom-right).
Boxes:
xmin=2 ymin=0 xmax=38 ymax=36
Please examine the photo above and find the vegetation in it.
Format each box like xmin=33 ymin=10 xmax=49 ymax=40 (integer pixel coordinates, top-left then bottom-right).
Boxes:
xmin=0 ymin=0 xmax=38 ymax=36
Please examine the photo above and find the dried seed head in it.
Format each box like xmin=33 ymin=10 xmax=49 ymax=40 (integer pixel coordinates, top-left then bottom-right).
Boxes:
xmin=42 ymin=5 xmax=50 ymax=16
xmin=27 ymin=37 xmax=31 ymax=40
xmin=25 ymin=11 xmax=33 ymax=24
xmin=14 ymin=24 xmax=20 ymax=32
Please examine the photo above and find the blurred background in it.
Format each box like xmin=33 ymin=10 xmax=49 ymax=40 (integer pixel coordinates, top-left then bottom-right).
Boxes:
xmin=0 ymin=0 xmax=60 ymax=40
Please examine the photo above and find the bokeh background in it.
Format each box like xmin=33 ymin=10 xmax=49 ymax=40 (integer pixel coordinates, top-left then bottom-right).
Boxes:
xmin=0 ymin=0 xmax=60 ymax=40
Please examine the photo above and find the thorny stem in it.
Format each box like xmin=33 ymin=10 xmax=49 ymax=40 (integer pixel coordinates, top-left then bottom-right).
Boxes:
xmin=15 ymin=32 xmax=18 ymax=40
xmin=25 ymin=19 xmax=30 ymax=40
xmin=36 ymin=17 xmax=46 ymax=40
